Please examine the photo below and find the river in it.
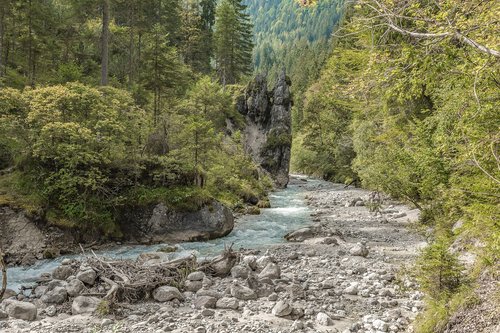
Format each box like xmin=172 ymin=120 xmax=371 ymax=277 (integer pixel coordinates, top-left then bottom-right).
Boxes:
xmin=6 ymin=176 xmax=323 ymax=292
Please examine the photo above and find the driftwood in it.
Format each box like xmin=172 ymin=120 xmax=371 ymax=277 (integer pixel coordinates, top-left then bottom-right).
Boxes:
xmin=0 ymin=248 xmax=6 ymax=300
xmin=15 ymin=245 xmax=240 ymax=315
xmin=86 ymin=250 xmax=198 ymax=304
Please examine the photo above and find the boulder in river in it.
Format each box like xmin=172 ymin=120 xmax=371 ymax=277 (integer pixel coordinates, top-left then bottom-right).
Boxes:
xmin=120 ymin=200 xmax=234 ymax=243
xmin=284 ymin=226 xmax=318 ymax=242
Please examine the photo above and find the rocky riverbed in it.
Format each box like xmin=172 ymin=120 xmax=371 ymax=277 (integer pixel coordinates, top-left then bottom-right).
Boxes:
xmin=0 ymin=179 xmax=426 ymax=333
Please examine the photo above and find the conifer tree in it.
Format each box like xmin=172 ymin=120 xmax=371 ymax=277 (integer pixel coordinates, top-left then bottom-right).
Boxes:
xmin=214 ymin=0 xmax=253 ymax=85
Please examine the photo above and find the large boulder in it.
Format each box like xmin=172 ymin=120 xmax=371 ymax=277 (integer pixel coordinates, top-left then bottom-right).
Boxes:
xmin=52 ymin=265 xmax=73 ymax=280
xmin=41 ymin=286 xmax=67 ymax=304
xmin=121 ymin=200 xmax=234 ymax=243
xmin=194 ymin=296 xmax=217 ymax=309
xmin=216 ymin=297 xmax=239 ymax=310
xmin=153 ymin=286 xmax=184 ymax=302
xmin=230 ymin=284 xmax=257 ymax=300
xmin=258 ymin=263 xmax=281 ymax=280
xmin=76 ymin=269 xmax=97 ymax=285
xmin=66 ymin=279 xmax=85 ymax=297
xmin=72 ymin=296 xmax=100 ymax=315
xmin=3 ymin=300 xmax=37 ymax=321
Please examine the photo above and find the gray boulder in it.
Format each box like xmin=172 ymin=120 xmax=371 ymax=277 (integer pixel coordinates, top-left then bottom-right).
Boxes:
xmin=4 ymin=300 xmax=37 ymax=321
xmin=231 ymin=265 xmax=250 ymax=279
xmin=272 ymin=301 xmax=292 ymax=317
xmin=72 ymin=296 xmax=100 ymax=315
xmin=52 ymin=265 xmax=73 ymax=280
xmin=34 ymin=285 xmax=48 ymax=298
xmin=0 ymin=309 xmax=8 ymax=320
xmin=121 ymin=200 xmax=234 ymax=243
xmin=153 ymin=286 xmax=184 ymax=302
xmin=41 ymin=286 xmax=67 ymax=304
xmin=258 ymin=263 xmax=281 ymax=280
xmin=316 ymin=312 xmax=333 ymax=326
xmin=284 ymin=227 xmax=318 ymax=242
xmin=77 ymin=269 xmax=97 ymax=285
xmin=185 ymin=280 xmax=203 ymax=292
xmin=230 ymin=284 xmax=257 ymax=300
xmin=194 ymin=296 xmax=217 ymax=309
xmin=216 ymin=297 xmax=239 ymax=310
xmin=349 ymin=243 xmax=369 ymax=257
xmin=66 ymin=278 xmax=85 ymax=297
xmin=241 ymin=255 xmax=258 ymax=270
xmin=187 ymin=271 xmax=205 ymax=281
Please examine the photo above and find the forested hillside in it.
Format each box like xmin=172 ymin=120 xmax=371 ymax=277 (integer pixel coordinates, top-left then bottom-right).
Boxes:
xmin=294 ymin=1 xmax=499 ymax=332
xmin=0 ymin=0 xmax=270 ymax=237
xmin=245 ymin=0 xmax=344 ymax=128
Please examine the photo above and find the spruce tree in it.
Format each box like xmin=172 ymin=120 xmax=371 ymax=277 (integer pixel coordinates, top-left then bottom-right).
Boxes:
xmin=214 ymin=0 xmax=253 ymax=85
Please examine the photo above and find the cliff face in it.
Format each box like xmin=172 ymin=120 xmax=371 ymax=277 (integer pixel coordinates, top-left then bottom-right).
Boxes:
xmin=237 ymin=70 xmax=292 ymax=188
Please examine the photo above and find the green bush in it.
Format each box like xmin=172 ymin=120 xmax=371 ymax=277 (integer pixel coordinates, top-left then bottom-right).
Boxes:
xmin=416 ymin=238 xmax=463 ymax=297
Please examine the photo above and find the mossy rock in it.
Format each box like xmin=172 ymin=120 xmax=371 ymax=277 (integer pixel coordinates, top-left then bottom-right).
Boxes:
xmin=257 ymin=199 xmax=271 ymax=208
xmin=246 ymin=206 xmax=261 ymax=215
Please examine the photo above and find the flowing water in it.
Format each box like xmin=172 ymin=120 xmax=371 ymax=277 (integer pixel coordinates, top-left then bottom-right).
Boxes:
xmin=6 ymin=176 xmax=323 ymax=292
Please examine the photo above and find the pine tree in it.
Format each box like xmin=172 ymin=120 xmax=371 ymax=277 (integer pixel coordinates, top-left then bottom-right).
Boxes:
xmin=214 ymin=0 xmax=253 ymax=85
xmin=141 ymin=24 xmax=189 ymax=125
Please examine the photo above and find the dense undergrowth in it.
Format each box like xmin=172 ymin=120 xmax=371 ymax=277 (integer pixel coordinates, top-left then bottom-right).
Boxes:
xmin=0 ymin=82 xmax=272 ymax=237
xmin=292 ymin=1 xmax=499 ymax=332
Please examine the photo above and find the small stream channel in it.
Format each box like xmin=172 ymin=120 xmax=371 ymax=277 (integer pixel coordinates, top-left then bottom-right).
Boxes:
xmin=6 ymin=176 xmax=324 ymax=292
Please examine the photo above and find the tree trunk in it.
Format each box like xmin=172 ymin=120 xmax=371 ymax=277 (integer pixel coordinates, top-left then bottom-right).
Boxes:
xmin=100 ymin=0 xmax=110 ymax=86
xmin=0 ymin=6 xmax=4 ymax=78
xmin=0 ymin=248 xmax=6 ymax=300
xmin=28 ymin=0 xmax=34 ymax=86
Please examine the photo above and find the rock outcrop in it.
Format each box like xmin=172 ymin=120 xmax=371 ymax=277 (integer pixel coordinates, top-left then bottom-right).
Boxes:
xmin=121 ymin=200 xmax=234 ymax=243
xmin=237 ymin=70 xmax=292 ymax=188
xmin=0 ymin=206 xmax=77 ymax=265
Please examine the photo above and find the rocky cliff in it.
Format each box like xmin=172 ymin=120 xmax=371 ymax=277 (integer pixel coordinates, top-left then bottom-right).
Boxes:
xmin=237 ymin=70 xmax=292 ymax=188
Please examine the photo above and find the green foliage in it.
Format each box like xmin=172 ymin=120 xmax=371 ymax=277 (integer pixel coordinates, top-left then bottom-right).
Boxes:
xmin=0 ymin=74 xmax=272 ymax=235
xmin=294 ymin=1 xmax=499 ymax=331
xmin=214 ymin=0 xmax=254 ymax=85
xmin=416 ymin=238 xmax=464 ymax=296
xmin=127 ymin=186 xmax=213 ymax=212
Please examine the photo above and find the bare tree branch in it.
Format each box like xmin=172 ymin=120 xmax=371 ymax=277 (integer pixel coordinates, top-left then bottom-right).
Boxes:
xmin=363 ymin=0 xmax=500 ymax=58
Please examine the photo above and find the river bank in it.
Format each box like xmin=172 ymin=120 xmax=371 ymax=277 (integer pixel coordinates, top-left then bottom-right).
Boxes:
xmin=1 ymin=177 xmax=426 ymax=333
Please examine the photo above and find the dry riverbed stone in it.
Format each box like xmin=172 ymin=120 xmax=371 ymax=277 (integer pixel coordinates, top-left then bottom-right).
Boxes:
xmin=3 ymin=300 xmax=37 ymax=321
xmin=153 ymin=286 xmax=184 ymax=302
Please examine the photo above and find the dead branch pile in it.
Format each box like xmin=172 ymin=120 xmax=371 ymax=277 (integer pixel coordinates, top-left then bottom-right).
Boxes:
xmin=87 ymin=254 xmax=197 ymax=303
xmin=85 ymin=244 xmax=238 ymax=304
